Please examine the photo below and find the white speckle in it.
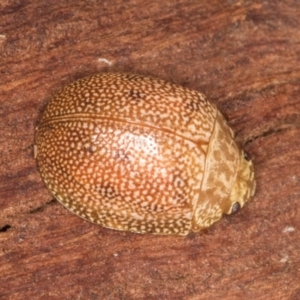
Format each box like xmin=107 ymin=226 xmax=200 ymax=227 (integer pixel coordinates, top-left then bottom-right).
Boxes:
xmin=279 ymin=254 xmax=289 ymax=263
xmin=113 ymin=253 xmax=118 ymax=257
xmin=133 ymin=190 xmax=140 ymax=198
xmin=97 ymin=57 xmax=113 ymax=66
xmin=131 ymin=212 xmax=144 ymax=220
xmin=128 ymin=180 xmax=136 ymax=189
xmin=146 ymin=195 xmax=153 ymax=201
xmin=188 ymin=123 xmax=197 ymax=132
xmin=283 ymin=226 xmax=295 ymax=233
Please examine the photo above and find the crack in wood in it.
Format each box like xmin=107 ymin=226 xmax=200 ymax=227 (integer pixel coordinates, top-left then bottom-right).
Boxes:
xmin=0 ymin=224 xmax=11 ymax=233
xmin=29 ymin=198 xmax=57 ymax=214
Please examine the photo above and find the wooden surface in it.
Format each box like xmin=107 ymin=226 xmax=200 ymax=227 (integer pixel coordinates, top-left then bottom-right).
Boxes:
xmin=1 ymin=0 xmax=300 ymax=299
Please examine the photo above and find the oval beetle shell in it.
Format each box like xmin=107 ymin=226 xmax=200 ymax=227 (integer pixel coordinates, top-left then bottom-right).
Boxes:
xmin=35 ymin=73 xmax=255 ymax=235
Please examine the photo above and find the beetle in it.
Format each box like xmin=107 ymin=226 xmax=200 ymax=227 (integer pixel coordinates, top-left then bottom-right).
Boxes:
xmin=35 ymin=73 xmax=255 ymax=235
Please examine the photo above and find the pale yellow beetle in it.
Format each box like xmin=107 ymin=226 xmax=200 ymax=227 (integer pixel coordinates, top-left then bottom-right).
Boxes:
xmin=35 ymin=73 xmax=256 ymax=235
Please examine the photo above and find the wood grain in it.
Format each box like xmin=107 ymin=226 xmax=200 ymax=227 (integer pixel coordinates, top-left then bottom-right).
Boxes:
xmin=1 ymin=0 xmax=300 ymax=299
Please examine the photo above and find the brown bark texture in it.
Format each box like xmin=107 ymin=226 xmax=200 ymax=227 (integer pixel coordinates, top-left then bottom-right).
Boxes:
xmin=1 ymin=0 xmax=300 ymax=299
